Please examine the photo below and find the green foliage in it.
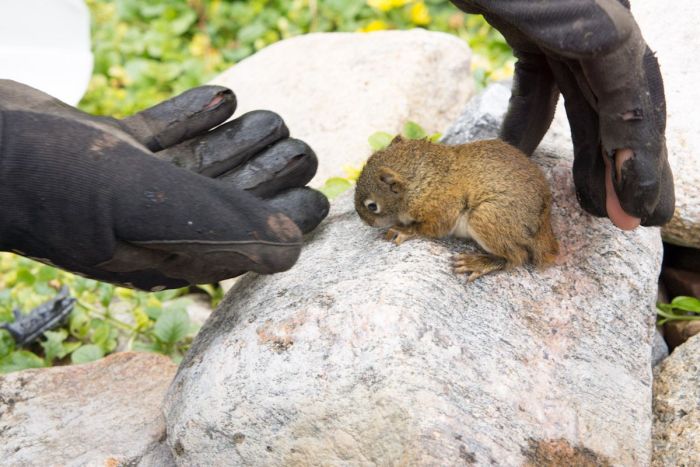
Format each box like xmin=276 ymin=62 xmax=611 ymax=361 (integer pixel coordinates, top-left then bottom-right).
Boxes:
xmin=0 ymin=350 xmax=46 ymax=374
xmin=403 ymin=121 xmax=427 ymax=140
xmin=0 ymin=329 xmax=15 ymax=357
xmin=79 ymin=0 xmax=512 ymax=117
xmin=657 ymin=296 xmax=700 ymax=325
xmin=368 ymin=120 xmax=442 ymax=151
xmin=71 ymin=344 xmax=105 ymax=364
xmin=368 ymin=132 xmax=394 ymax=151
xmin=0 ymin=253 xmax=207 ymax=373
xmin=319 ymin=177 xmax=354 ymax=200
xmin=41 ymin=330 xmax=81 ymax=365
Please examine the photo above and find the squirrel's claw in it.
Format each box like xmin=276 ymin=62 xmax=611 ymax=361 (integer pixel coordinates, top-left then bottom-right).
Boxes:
xmin=452 ymin=253 xmax=506 ymax=282
xmin=385 ymin=227 xmax=415 ymax=245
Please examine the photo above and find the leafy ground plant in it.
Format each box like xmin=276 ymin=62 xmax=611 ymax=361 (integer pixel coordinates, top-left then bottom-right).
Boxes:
xmin=80 ymin=0 xmax=513 ymax=117
xmin=0 ymin=254 xmax=218 ymax=373
xmin=657 ymin=296 xmax=700 ymax=325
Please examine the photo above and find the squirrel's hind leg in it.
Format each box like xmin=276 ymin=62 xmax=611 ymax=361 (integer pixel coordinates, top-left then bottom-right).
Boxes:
xmin=452 ymin=253 xmax=506 ymax=282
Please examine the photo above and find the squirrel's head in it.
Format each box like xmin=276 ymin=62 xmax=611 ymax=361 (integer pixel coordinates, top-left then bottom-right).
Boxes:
xmin=354 ymin=136 xmax=408 ymax=228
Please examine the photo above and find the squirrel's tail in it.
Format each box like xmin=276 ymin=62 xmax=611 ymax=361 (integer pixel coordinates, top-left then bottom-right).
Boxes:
xmin=531 ymin=202 xmax=559 ymax=268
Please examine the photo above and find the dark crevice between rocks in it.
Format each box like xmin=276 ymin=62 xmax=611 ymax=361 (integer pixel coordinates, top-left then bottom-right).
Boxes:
xmin=658 ymin=242 xmax=700 ymax=352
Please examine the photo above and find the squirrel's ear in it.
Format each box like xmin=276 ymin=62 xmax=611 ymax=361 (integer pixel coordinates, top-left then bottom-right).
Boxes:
xmin=378 ymin=166 xmax=405 ymax=194
xmin=390 ymin=135 xmax=404 ymax=146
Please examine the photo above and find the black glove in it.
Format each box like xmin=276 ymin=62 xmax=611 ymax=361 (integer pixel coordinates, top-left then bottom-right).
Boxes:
xmin=0 ymin=80 xmax=329 ymax=291
xmin=451 ymin=0 xmax=674 ymax=229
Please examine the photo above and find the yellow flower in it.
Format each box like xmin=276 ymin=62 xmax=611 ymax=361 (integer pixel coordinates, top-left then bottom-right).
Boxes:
xmin=410 ymin=1 xmax=431 ymax=26
xmin=359 ymin=20 xmax=389 ymax=32
xmin=189 ymin=32 xmax=211 ymax=58
xmin=368 ymin=0 xmax=410 ymax=12
xmin=367 ymin=0 xmax=393 ymax=11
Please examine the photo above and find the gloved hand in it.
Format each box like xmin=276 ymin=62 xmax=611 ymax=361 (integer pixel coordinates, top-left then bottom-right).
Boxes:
xmin=451 ymin=0 xmax=674 ymax=229
xmin=0 ymin=80 xmax=329 ymax=291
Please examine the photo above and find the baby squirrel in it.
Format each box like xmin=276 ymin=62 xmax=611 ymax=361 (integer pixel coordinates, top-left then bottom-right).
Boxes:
xmin=354 ymin=136 xmax=558 ymax=281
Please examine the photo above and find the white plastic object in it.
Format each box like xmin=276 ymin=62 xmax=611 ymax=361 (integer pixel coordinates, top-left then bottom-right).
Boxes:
xmin=0 ymin=0 xmax=93 ymax=105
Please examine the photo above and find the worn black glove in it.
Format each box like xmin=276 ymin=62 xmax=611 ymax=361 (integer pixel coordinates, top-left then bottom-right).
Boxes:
xmin=0 ymin=80 xmax=329 ymax=291
xmin=451 ymin=0 xmax=674 ymax=229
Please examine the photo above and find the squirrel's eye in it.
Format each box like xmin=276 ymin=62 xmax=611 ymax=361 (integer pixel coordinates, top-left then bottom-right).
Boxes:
xmin=364 ymin=199 xmax=380 ymax=213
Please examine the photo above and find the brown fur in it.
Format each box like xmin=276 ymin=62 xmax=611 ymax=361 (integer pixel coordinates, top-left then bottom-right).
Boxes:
xmin=354 ymin=137 xmax=558 ymax=281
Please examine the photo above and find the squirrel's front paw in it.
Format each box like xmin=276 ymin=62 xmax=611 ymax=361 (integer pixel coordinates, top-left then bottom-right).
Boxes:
xmin=385 ymin=226 xmax=416 ymax=245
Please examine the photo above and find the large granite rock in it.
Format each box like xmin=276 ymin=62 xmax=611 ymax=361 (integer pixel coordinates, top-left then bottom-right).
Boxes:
xmin=652 ymin=334 xmax=700 ymax=466
xmin=633 ymin=0 xmax=700 ymax=247
xmin=163 ymin=86 xmax=663 ymax=465
xmin=210 ymin=30 xmax=474 ymax=185
xmin=0 ymin=352 xmax=176 ymax=466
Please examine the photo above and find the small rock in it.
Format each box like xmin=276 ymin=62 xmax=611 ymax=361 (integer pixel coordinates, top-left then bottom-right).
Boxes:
xmin=210 ymin=30 xmax=474 ymax=185
xmin=663 ymin=320 xmax=700 ymax=351
xmin=652 ymin=334 xmax=700 ymax=466
xmin=0 ymin=352 xmax=176 ymax=466
xmin=440 ymin=80 xmax=510 ymax=143
xmin=633 ymin=0 xmax=700 ymax=247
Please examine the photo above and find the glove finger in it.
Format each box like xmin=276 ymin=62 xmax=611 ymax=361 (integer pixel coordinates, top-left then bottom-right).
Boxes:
xmin=499 ymin=50 xmax=559 ymax=156
xmin=218 ymin=138 xmax=319 ymax=199
xmin=87 ymin=148 xmax=305 ymax=289
xmin=452 ymin=10 xmax=559 ymax=155
xmin=585 ymin=46 xmax=674 ymax=225
xmin=265 ymin=187 xmax=330 ymax=234
xmin=546 ymin=57 xmax=608 ymax=218
xmin=120 ymin=85 xmax=236 ymax=151
xmin=156 ymin=110 xmax=289 ymax=177
xmin=641 ymin=155 xmax=674 ymax=226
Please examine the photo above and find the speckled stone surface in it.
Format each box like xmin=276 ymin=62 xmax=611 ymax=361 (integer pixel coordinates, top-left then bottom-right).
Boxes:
xmin=652 ymin=334 xmax=700 ymax=466
xmin=163 ymin=85 xmax=662 ymax=465
xmin=0 ymin=352 xmax=176 ymax=466
xmin=210 ymin=30 xmax=474 ymax=186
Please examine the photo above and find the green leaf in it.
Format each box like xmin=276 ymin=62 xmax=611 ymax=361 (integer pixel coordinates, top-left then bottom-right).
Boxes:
xmin=16 ymin=268 xmax=35 ymax=286
xmin=69 ymin=310 xmax=91 ymax=339
xmin=91 ymin=322 xmax=118 ymax=354
xmin=153 ymin=308 xmax=190 ymax=344
xmin=36 ymin=266 xmax=58 ymax=282
xmin=238 ymin=23 xmax=268 ymax=43
xmin=63 ymin=341 xmax=82 ymax=355
xmin=403 ymin=121 xmax=427 ymax=140
xmin=368 ymin=131 xmax=394 ymax=151
xmin=91 ymin=321 xmax=110 ymax=345
xmin=0 ymin=329 xmax=15 ymax=358
xmin=41 ymin=329 xmax=69 ymax=364
xmin=429 ymin=132 xmax=442 ymax=142
xmin=154 ymin=288 xmax=183 ymax=302
xmin=0 ymin=350 xmax=45 ymax=374
xmin=318 ymin=177 xmax=353 ymax=200
xmin=169 ymin=10 xmax=197 ymax=35
xmin=0 ymin=308 xmax=12 ymax=324
xmin=71 ymin=344 xmax=105 ymax=364
xmin=670 ymin=296 xmax=700 ymax=313
xmin=132 ymin=340 xmax=164 ymax=353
